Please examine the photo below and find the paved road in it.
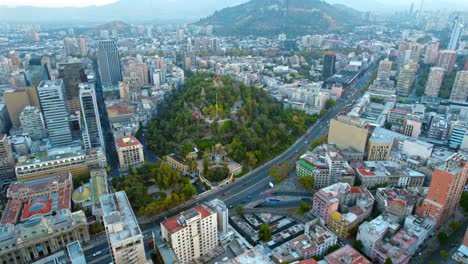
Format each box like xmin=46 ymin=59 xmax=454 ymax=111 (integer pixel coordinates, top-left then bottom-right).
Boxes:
xmin=86 ymin=61 xmax=379 ymax=262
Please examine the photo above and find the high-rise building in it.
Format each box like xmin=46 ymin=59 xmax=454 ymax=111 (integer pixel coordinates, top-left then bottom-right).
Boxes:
xmin=322 ymin=52 xmax=336 ymax=79
xmin=328 ymin=117 xmax=369 ymax=153
xmin=100 ymin=191 xmax=147 ymax=264
xmin=0 ymin=134 xmax=16 ymax=187
xmin=377 ymin=60 xmax=392 ymax=80
xmin=37 ymin=80 xmax=73 ymax=148
xmin=27 ymin=56 xmax=50 ymax=87
xmin=448 ymin=17 xmax=464 ymax=50
xmin=397 ymin=42 xmax=422 ymax=68
xmin=424 ymin=42 xmax=440 ymax=64
xmin=58 ymin=61 xmax=88 ymax=114
xmin=19 ymin=106 xmax=47 ymax=140
xmin=3 ymin=87 xmax=40 ymax=127
xmin=436 ymin=50 xmax=457 ymax=73
xmin=78 ymin=38 xmax=88 ymax=56
xmin=312 ymin=182 xmax=348 ymax=223
xmin=79 ymin=83 xmax=104 ymax=152
xmin=119 ymin=77 xmax=141 ymax=101
xmin=367 ymin=132 xmax=393 ymax=161
xmin=397 ymin=61 xmax=417 ymax=97
xmin=416 ymin=152 xmax=468 ymax=227
xmin=206 ymin=199 xmax=228 ymax=235
xmin=97 ymin=40 xmax=122 ymax=86
xmin=450 ymin=71 xmax=468 ymax=102
xmin=424 ymin=67 xmax=445 ymax=97
xmin=0 ymin=104 xmax=11 ymax=134
xmin=63 ymin=37 xmax=79 ymax=56
xmin=449 ymin=121 xmax=468 ymax=149
xmin=177 ymin=29 xmax=184 ymax=42
xmin=8 ymin=69 xmax=28 ymax=88
xmin=161 ymin=203 xmax=218 ymax=264
xmin=296 ymin=144 xmax=355 ymax=188
xmin=116 ymin=136 xmax=144 ymax=170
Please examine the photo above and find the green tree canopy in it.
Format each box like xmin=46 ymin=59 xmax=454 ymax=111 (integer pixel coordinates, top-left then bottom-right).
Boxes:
xmin=353 ymin=240 xmax=363 ymax=252
xmin=236 ymin=204 xmax=244 ymax=215
xmin=298 ymin=175 xmax=315 ymax=190
xmin=258 ymin=223 xmax=272 ymax=242
xmin=438 ymin=232 xmax=448 ymax=243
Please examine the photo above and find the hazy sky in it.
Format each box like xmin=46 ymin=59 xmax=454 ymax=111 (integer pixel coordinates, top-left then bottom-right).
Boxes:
xmin=1 ymin=0 xmax=119 ymax=7
xmin=1 ymin=0 xmax=467 ymax=10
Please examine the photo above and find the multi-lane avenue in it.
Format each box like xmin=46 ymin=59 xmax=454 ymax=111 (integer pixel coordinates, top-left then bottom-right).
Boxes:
xmin=84 ymin=63 xmax=378 ymax=263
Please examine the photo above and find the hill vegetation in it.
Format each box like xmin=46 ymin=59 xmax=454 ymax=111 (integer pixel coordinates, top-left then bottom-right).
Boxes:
xmin=198 ymin=0 xmax=361 ymax=36
xmin=147 ymin=73 xmax=317 ymax=170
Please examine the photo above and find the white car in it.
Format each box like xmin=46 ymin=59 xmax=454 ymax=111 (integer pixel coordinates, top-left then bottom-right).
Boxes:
xmin=93 ymin=251 xmax=102 ymax=257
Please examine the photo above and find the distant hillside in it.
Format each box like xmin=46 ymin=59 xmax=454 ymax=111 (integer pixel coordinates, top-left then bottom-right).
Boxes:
xmin=198 ymin=0 xmax=362 ymax=36
xmin=0 ymin=0 xmax=248 ymax=22
xmin=86 ymin=20 xmax=130 ymax=33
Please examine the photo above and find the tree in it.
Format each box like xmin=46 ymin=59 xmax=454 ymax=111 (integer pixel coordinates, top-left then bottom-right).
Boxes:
xmin=460 ymin=192 xmax=468 ymax=212
xmin=182 ymin=184 xmax=197 ymax=198
xmin=269 ymin=166 xmax=279 ymax=179
xmin=89 ymin=222 xmax=104 ymax=235
xmin=327 ymin=244 xmax=340 ymax=254
xmin=236 ymin=204 xmax=244 ymax=215
xmin=325 ymin=98 xmax=336 ymax=110
xmin=438 ymin=232 xmax=448 ymax=243
xmin=439 ymin=250 xmax=449 ymax=259
xmin=384 ymin=257 xmax=393 ymax=264
xmin=348 ymin=225 xmax=359 ymax=238
xmin=258 ymin=223 xmax=272 ymax=242
xmin=297 ymin=201 xmax=312 ymax=216
xmin=298 ymin=176 xmax=315 ymax=190
xmin=353 ymin=240 xmax=363 ymax=252
xmin=449 ymin=221 xmax=461 ymax=230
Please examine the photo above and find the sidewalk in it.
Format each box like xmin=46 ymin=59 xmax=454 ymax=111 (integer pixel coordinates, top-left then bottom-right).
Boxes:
xmin=412 ymin=209 xmax=467 ymax=264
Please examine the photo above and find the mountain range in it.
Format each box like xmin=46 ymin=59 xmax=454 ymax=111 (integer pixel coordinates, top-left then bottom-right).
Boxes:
xmin=199 ymin=0 xmax=362 ymax=36
xmin=0 ymin=0 xmax=247 ymax=23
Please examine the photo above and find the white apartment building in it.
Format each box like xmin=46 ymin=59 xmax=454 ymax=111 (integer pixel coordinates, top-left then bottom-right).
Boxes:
xmin=357 ymin=214 xmax=400 ymax=257
xmin=100 ymin=191 xmax=147 ymax=264
xmin=161 ymin=204 xmax=218 ymax=264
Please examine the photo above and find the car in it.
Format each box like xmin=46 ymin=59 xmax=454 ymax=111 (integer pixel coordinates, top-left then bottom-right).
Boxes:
xmin=93 ymin=251 xmax=102 ymax=257
xmin=229 ymin=205 xmax=234 ymax=209
xmin=247 ymin=195 xmax=252 ymax=199
xmin=221 ymin=193 xmax=226 ymax=197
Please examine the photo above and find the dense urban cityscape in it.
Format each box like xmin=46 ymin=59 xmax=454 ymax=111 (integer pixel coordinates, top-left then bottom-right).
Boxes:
xmin=0 ymin=0 xmax=467 ymax=264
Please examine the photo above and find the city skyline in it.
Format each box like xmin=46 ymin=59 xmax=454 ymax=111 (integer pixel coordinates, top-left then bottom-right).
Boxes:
xmin=0 ymin=0 xmax=467 ymax=263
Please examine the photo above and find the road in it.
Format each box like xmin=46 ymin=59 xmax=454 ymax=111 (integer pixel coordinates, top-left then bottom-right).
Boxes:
xmin=83 ymin=61 xmax=378 ymax=262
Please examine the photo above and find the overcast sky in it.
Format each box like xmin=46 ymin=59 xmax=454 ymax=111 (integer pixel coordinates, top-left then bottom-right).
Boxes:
xmin=0 ymin=0 xmax=119 ymax=7
xmin=1 ymin=0 xmax=467 ymax=10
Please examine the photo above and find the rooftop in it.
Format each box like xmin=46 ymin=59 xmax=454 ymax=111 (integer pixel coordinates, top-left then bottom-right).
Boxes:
xmin=161 ymin=204 xmax=213 ymax=234
xmin=100 ymin=191 xmax=142 ymax=244
xmin=225 ymin=248 xmax=270 ymax=264
xmin=38 ymin=80 xmax=62 ymax=88
xmin=16 ymin=148 xmax=85 ymax=166
xmin=2 ymin=173 xmax=72 ymax=225
xmin=324 ymin=244 xmax=371 ymax=264
xmin=356 ymin=161 xmax=425 ymax=178
xmin=106 ymin=102 xmax=136 ymax=117
xmin=67 ymin=241 xmax=86 ymax=264
xmin=116 ymin=136 xmax=141 ymax=148
xmin=316 ymin=183 xmax=351 ymax=203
